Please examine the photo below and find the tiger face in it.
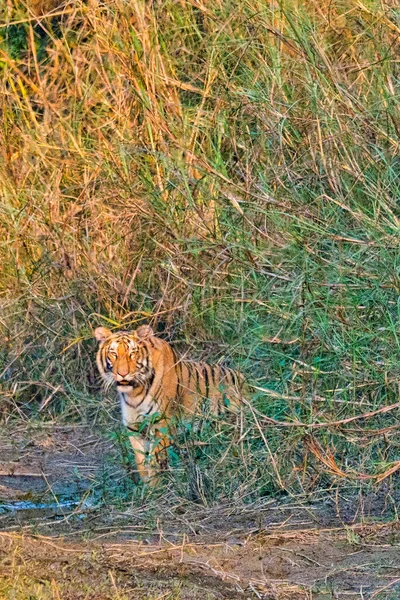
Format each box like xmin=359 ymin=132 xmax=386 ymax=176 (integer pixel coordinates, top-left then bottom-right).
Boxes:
xmin=94 ymin=325 xmax=155 ymax=393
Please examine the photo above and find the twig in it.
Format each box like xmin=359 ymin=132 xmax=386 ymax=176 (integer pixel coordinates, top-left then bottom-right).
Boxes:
xmin=244 ymin=398 xmax=400 ymax=430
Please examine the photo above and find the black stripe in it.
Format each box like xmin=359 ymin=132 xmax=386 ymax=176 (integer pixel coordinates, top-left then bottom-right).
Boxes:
xmin=202 ymin=364 xmax=209 ymax=398
xmin=121 ymin=394 xmax=142 ymax=408
xmin=210 ymin=365 xmax=216 ymax=385
xmin=172 ymin=348 xmax=182 ymax=379
xmin=219 ymin=366 xmax=228 ymax=383
xmin=176 ymin=359 xmax=183 ymax=380
xmin=101 ymin=346 xmax=108 ymax=370
xmin=151 ymin=378 xmax=162 ymax=401
xmin=187 ymin=363 xmax=193 ymax=384
xmin=145 ymin=368 xmax=155 ymax=395
xmin=193 ymin=364 xmax=200 ymax=391
xmin=174 ymin=374 xmax=179 ymax=400
xmin=169 ymin=347 xmax=180 ymax=400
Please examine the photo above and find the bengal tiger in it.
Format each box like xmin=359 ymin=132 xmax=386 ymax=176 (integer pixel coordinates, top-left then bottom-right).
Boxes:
xmin=94 ymin=324 xmax=246 ymax=482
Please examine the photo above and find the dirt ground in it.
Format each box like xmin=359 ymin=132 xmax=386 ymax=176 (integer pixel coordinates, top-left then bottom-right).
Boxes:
xmin=1 ymin=426 xmax=400 ymax=599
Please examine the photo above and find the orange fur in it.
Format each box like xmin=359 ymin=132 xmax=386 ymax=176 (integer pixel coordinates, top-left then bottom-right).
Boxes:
xmin=94 ymin=325 xmax=246 ymax=482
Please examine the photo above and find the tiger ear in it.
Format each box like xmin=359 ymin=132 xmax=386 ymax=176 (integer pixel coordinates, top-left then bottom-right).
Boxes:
xmin=135 ymin=325 xmax=154 ymax=340
xmin=94 ymin=327 xmax=112 ymax=342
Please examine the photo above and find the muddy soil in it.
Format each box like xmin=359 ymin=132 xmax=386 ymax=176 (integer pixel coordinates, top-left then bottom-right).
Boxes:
xmin=1 ymin=426 xmax=400 ymax=599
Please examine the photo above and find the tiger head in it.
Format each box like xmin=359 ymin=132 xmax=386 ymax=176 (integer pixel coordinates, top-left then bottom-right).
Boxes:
xmin=94 ymin=324 xmax=159 ymax=393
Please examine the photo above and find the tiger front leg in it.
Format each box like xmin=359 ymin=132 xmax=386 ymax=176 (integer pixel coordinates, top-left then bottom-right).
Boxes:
xmin=127 ymin=432 xmax=157 ymax=483
xmin=152 ymin=420 xmax=172 ymax=473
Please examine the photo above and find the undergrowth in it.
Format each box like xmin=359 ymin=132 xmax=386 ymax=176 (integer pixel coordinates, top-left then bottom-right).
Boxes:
xmin=1 ymin=0 xmax=400 ymax=506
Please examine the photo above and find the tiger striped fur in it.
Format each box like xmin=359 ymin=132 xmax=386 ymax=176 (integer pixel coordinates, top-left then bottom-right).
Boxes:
xmin=94 ymin=324 xmax=246 ymax=482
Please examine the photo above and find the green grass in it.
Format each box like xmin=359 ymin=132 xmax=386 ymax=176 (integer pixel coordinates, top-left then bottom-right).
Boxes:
xmin=1 ymin=0 xmax=400 ymax=505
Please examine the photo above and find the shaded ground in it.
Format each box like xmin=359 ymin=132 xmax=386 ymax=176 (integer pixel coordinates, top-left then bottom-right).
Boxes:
xmin=1 ymin=426 xmax=400 ymax=599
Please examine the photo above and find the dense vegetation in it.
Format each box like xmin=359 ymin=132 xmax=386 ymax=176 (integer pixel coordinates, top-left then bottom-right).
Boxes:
xmin=1 ymin=0 xmax=400 ymax=505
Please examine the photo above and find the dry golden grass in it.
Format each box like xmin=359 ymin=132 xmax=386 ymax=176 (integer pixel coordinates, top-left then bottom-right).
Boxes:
xmin=1 ymin=0 xmax=400 ymax=500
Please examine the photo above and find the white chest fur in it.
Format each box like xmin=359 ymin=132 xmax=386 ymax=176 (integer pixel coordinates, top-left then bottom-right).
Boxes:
xmin=119 ymin=392 xmax=159 ymax=428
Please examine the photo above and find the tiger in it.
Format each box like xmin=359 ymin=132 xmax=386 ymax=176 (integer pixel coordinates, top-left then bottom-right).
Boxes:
xmin=94 ymin=324 xmax=246 ymax=483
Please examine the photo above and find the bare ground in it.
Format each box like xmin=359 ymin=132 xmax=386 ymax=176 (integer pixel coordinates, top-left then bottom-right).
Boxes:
xmin=1 ymin=426 xmax=400 ymax=599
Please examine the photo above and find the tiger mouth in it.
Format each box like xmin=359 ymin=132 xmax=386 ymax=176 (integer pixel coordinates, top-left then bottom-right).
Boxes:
xmin=115 ymin=372 xmax=151 ymax=388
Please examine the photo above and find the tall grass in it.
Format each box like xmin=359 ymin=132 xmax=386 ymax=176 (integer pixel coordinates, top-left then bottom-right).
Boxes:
xmin=1 ymin=0 xmax=400 ymax=502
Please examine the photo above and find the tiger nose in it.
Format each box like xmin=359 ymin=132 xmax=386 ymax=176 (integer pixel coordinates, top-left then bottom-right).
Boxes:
xmin=117 ymin=368 xmax=129 ymax=379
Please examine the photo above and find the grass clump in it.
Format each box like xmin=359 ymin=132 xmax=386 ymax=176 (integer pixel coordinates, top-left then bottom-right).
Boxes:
xmin=1 ymin=0 xmax=400 ymax=504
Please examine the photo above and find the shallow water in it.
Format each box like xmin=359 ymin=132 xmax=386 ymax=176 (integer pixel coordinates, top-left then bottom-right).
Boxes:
xmin=0 ymin=498 xmax=95 ymax=514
